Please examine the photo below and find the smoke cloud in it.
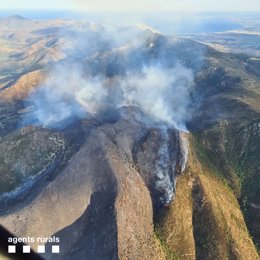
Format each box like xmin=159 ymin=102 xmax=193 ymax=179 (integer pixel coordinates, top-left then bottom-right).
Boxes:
xmin=154 ymin=126 xmax=174 ymax=204
xmin=25 ymin=62 xmax=193 ymax=130
xmin=121 ymin=64 xmax=193 ymax=130
xmin=21 ymin=25 xmax=195 ymax=207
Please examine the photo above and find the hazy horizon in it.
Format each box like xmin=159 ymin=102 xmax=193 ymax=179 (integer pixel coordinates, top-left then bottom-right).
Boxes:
xmin=2 ymin=9 xmax=259 ymax=35
xmin=1 ymin=0 xmax=260 ymax=12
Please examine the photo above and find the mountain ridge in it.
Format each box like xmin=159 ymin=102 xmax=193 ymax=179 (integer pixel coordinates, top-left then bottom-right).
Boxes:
xmin=0 ymin=18 xmax=259 ymax=259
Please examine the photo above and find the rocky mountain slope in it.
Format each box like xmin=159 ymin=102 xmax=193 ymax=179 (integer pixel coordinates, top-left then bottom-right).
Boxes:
xmin=0 ymin=16 xmax=259 ymax=259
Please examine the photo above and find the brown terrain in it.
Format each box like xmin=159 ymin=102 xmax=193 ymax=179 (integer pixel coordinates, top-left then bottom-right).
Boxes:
xmin=0 ymin=15 xmax=259 ymax=260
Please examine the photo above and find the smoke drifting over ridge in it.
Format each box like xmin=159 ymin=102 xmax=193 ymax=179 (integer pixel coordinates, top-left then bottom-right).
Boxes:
xmin=122 ymin=64 xmax=193 ymax=130
xmin=19 ymin=24 xmax=195 ymax=207
xmin=18 ymin=21 xmax=197 ymax=132
xmin=25 ymin=63 xmax=193 ymax=130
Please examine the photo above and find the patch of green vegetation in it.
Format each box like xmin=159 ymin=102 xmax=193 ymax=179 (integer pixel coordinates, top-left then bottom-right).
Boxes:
xmin=0 ymin=127 xmax=65 ymax=194
xmin=154 ymin=229 xmax=180 ymax=260
xmin=192 ymin=115 xmax=260 ymax=248
xmin=0 ymin=157 xmax=20 ymax=192
xmin=192 ymin=132 xmax=233 ymax=191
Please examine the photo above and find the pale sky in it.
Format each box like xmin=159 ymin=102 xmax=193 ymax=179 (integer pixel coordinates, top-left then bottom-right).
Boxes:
xmin=1 ymin=0 xmax=260 ymax=12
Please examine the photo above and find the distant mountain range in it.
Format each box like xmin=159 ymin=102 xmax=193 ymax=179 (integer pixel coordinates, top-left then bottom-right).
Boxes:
xmin=0 ymin=15 xmax=259 ymax=260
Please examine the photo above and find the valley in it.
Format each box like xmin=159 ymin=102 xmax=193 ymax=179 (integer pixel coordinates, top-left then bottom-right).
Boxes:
xmin=0 ymin=14 xmax=259 ymax=259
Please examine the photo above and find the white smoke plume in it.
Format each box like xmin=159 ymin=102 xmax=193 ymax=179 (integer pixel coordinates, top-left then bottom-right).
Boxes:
xmin=25 ymin=63 xmax=194 ymax=130
xmin=25 ymin=64 xmax=108 ymax=127
xmin=121 ymin=64 xmax=193 ymax=130
xmin=22 ymin=28 xmax=194 ymax=207
xmin=154 ymin=126 xmax=174 ymax=204
xmin=179 ymin=132 xmax=189 ymax=173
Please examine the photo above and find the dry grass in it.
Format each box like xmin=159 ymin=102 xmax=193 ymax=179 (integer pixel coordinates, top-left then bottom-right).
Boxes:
xmin=0 ymin=70 xmax=46 ymax=102
xmin=155 ymin=135 xmax=259 ymax=260
xmin=156 ymin=173 xmax=196 ymax=260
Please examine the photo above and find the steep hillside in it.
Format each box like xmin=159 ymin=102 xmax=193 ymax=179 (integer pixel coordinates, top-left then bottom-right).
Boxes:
xmin=156 ymin=135 xmax=259 ymax=259
xmin=0 ymin=17 xmax=259 ymax=259
xmin=193 ymin=114 xmax=260 ymax=249
xmin=0 ymin=70 xmax=46 ymax=102
xmin=0 ymin=118 xmax=171 ymax=259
